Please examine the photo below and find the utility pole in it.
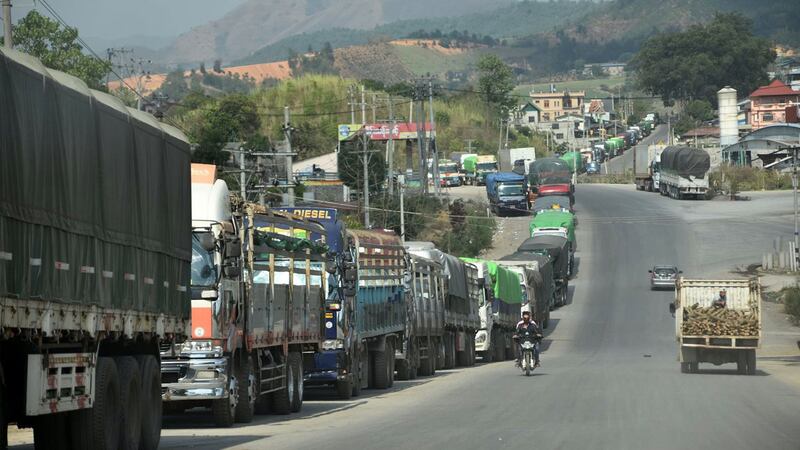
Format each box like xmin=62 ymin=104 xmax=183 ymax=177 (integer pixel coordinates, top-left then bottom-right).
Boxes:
xmin=239 ymin=146 xmax=246 ymax=201
xmin=361 ymin=85 xmax=366 ymax=125
xmin=372 ymin=93 xmax=377 ymax=124
xmin=793 ymin=146 xmax=798 ymax=270
xmin=465 ymin=139 xmax=475 ymax=153
xmin=415 ymin=83 xmax=428 ymax=194
xmin=349 ymin=85 xmax=356 ymax=124
xmin=2 ymin=0 xmax=12 ymax=49
xmin=498 ymin=119 xmax=505 ymax=153
xmin=283 ymin=106 xmax=295 ymax=207
xmin=398 ymin=175 xmax=406 ymax=242
xmin=388 ymin=96 xmax=396 ymax=196
xmin=429 ymin=80 xmax=440 ymax=195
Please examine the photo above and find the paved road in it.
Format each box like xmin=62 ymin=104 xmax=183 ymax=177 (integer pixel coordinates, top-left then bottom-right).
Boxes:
xmin=605 ymin=125 xmax=670 ymax=175
xmin=10 ymin=185 xmax=800 ymax=450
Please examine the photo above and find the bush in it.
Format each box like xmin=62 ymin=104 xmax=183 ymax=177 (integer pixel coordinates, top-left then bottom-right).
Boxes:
xmin=710 ymin=165 xmax=792 ymax=195
xmin=784 ymin=286 xmax=800 ymax=325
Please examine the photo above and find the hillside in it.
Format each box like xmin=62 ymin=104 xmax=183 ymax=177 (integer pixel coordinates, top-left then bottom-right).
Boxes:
xmin=159 ymin=0 xmax=514 ymax=64
xmin=236 ymin=0 xmax=596 ymax=65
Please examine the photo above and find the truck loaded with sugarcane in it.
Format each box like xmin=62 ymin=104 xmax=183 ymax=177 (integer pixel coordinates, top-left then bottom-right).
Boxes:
xmin=670 ymin=278 xmax=761 ymax=375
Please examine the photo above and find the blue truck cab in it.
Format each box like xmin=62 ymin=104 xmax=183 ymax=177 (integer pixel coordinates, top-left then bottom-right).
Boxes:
xmin=295 ymin=211 xmax=407 ymax=398
xmin=486 ymin=172 xmax=529 ymax=217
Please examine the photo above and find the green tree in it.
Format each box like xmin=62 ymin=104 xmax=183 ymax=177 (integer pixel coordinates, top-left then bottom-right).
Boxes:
xmin=631 ymin=13 xmax=775 ymax=106
xmin=192 ymin=94 xmax=262 ymax=165
xmin=5 ymin=11 xmax=110 ymax=89
xmin=476 ymin=54 xmax=515 ymax=114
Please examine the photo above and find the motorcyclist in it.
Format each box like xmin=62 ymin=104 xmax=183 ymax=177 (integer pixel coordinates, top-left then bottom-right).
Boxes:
xmin=514 ymin=310 xmax=542 ymax=368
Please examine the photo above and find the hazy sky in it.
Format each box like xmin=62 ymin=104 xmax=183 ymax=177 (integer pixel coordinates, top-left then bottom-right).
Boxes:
xmin=4 ymin=0 xmax=247 ymax=40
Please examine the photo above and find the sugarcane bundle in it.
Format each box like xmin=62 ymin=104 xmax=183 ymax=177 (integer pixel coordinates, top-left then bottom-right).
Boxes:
xmin=681 ymin=304 xmax=759 ymax=336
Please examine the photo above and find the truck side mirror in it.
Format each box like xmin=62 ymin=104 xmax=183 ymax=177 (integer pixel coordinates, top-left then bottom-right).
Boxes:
xmin=344 ymin=267 xmax=358 ymax=283
xmin=225 ymin=240 xmax=241 ymax=259
xmin=669 ymin=303 xmax=676 ymax=314
xmin=198 ymin=233 xmax=215 ymax=252
xmin=648 ymin=270 xmax=653 ymax=273
xmin=224 ymin=266 xmax=241 ymax=278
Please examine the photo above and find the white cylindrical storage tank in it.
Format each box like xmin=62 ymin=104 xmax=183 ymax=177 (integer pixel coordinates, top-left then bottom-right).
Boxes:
xmin=718 ymin=86 xmax=738 ymax=148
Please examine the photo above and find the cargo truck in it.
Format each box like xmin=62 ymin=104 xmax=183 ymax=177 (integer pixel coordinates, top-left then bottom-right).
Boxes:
xmin=530 ymin=210 xmax=577 ymax=253
xmin=499 ymin=147 xmax=537 ymax=172
xmin=304 ymin=229 xmax=408 ymax=397
xmin=162 ymin=181 xmax=330 ymax=425
xmin=486 ymin=172 xmax=529 ymax=216
xmin=461 ymin=260 xmax=522 ymax=363
xmin=475 ymin=155 xmax=499 ymax=186
xmin=438 ymin=159 xmax=463 ymax=187
xmin=0 ymin=47 xmax=191 ymax=449
xmin=462 ymin=156 xmax=478 ymax=185
xmin=396 ymin=254 xmax=447 ymax=378
xmin=518 ymin=234 xmax=572 ymax=291
xmin=669 ymin=279 xmax=761 ymax=375
xmin=658 ymin=146 xmax=710 ymax=200
xmin=634 ymin=145 xmax=665 ymax=192
xmin=498 ymin=255 xmax=556 ymax=328
xmin=405 ymin=243 xmax=480 ymax=369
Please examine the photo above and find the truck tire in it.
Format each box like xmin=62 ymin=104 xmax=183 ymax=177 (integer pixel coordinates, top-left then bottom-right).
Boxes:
xmin=418 ymin=340 xmax=435 ymax=376
xmin=270 ymin=356 xmax=293 ymax=415
xmin=335 ymin=379 xmax=353 ymax=400
xmin=680 ymin=362 xmax=691 ymax=374
xmin=290 ymin=352 xmax=303 ymax=413
xmin=352 ymin=350 xmax=367 ymax=396
xmin=435 ymin=339 xmax=445 ymax=370
xmin=136 ymin=355 xmax=162 ymax=450
xmin=493 ymin=332 xmax=505 ymax=362
xmin=235 ymin=355 xmax=255 ymax=423
xmin=746 ymin=350 xmax=756 ymax=375
xmin=737 ymin=352 xmax=747 ymax=374
xmin=70 ymin=357 xmax=121 ymax=450
xmin=445 ymin=335 xmax=456 ymax=369
xmin=385 ymin=341 xmax=395 ymax=388
xmin=0 ymin=382 xmax=6 ymax=450
xmin=211 ymin=362 xmax=237 ymax=426
xmin=255 ymin=395 xmax=271 ymax=415
xmin=34 ymin=412 xmax=69 ymax=450
xmin=115 ymin=357 xmax=142 ymax=450
xmin=371 ymin=349 xmax=390 ymax=389
xmin=395 ymin=359 xmax=411 ymax=380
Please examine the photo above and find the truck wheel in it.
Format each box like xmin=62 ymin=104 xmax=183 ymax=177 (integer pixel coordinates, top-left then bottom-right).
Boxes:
xmin=211 ymin=361 xmax=238 ymax=426
xmin=235 ymin=355 xmax=255 ymax=423
xmin=746 ymin=350 xmax=756 ymax=375
xmin=34 ymin=413 xmax=69 ymax=450
xmin=270 ymin=355 xmax=292 ymax=415
xmin=435 ymin=339 xmax=445 ymax=370
xmin=254 ymin=394 xmax=271 ymax=415
xmin=445 ymin=335 xmax=456 ymax=369
xmin=494 ymin=332 xmax=505 ymax=362
xmin=136 ymin=355 xmax=162 ymax=450
xmin=352 ymin=350 xmax=367 ymax=396
xmin=0 ymin=383 xmax=5 ymax=450
xmin=290 ymin=352 xmax=303 ymax=413
xmin=115 ymin=357 xmax=142 ymax=450
xmin=386 ymin=341 xmax=395 ymax=388
xmin=737 ymin=352 xmax=747 ymax=374
xmin=680 ymin=362 xmax=691 ymax=374
xmin=70 ymin=357 xmax=120 ymax=450
xmin=371 ymin=349 xmax=390 ymax=389
xmin=335 ymin=378 xmax=353 ymax=400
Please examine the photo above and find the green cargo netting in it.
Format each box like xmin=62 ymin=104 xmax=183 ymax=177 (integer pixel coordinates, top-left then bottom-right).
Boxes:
xmin=461 ymin=258 xmax=522 ymax=304
xmin=530 ymin=211 xmax=576 ymax=244
xmin=463 ymin=156 xmax=478 ymax=173
xmin=254 ymin=230 xmax=329 ymax=255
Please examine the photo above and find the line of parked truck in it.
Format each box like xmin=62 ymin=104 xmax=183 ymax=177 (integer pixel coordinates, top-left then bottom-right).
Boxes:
xmin=0 ymin=47 xmax=585 ymax=447
xmin=591 ymin=116 xmax=655 ymax=164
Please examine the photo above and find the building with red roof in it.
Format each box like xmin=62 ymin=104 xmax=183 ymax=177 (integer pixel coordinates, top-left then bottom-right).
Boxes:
xmin=747 ymin=80 xmax=800 ymax=130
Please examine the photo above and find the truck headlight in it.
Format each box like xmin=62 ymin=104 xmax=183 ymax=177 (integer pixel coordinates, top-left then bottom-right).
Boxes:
xmin=322 ymin=339 xmax=344 ymax=350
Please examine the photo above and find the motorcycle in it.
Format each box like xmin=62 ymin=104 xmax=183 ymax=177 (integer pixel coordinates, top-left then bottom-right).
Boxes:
xmin=515 ymin=331 xmax=541 ymax=376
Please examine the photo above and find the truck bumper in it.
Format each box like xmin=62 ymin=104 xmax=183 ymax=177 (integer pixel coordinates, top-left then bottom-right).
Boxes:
xmin=161 ymin=357 xmax=229 ymax=402
xmin=304 ymin=350 xmax=351 ymax=385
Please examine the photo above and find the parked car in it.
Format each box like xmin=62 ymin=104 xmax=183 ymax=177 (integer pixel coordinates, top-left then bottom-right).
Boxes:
xmin=649 ymin=265 xmax=681 ymax=290
xmin=586 ymin=161 xmax=601 ymax=175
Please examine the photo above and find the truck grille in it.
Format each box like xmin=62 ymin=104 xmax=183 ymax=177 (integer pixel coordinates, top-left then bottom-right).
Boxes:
xmin=161 ymin=365 xmax=188 ymax=384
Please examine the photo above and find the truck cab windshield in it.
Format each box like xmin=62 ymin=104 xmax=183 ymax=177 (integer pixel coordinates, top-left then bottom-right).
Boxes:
xmin=439 ymin=164 xmax=457 ymax=173
xmin=191 ymin=233 xmax=217 ymax=288
xmin=498 ymin=184 xmax=525 ymax=196
xmin=477 ymin=163 xmax=497 ymax=171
